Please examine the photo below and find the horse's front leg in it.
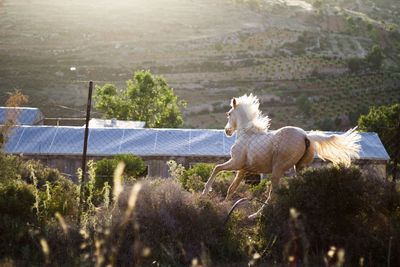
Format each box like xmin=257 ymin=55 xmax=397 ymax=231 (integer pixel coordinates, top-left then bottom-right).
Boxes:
xmin=225 ymin=170 xmax=245 ymax=201
xmin=248 ymin=167 xmax=284 ymax=219
xmin=202 ymin=159 xmax=236 ymax=195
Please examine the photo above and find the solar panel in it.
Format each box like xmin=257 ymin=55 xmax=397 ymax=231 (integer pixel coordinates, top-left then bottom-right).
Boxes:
xmin=119 ymin=129 xmax=157 ymax=155
xmin=358 ymin=132 xmax=389 ymax=160
xmin=88 ymin=128 xmax=124 ymax=155
xmin=2 ymin=127 xmax=25 ymax=152
xmin=156 ymin=129 xmax=190 ymax=155
xmin=3 ymin=126 xmax=391 ymax=161
xmin=189 ymin=130 xmax=224 ymax=156
xmin=13 ymin=126 xmax=57 ymax=154
xmin=0 ymin=107 xmax=43 ymax=125
xmin=48 ymin=127 xmax=85 ymax=154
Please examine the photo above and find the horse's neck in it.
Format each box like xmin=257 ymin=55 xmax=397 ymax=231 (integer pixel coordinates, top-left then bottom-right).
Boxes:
xmin=237 ymin=125 xmax=266 ymax=138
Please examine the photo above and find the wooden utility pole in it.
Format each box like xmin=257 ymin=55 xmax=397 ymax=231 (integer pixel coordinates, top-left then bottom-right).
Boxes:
xmin=79 ymin=81 xmax=93 ymax=223
xmin=392 ymin=118 xmax=400 ymax=181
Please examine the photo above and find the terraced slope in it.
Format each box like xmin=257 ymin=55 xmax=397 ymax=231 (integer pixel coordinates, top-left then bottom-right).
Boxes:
xmin=0 ymin=0 xmax=399 ymax=130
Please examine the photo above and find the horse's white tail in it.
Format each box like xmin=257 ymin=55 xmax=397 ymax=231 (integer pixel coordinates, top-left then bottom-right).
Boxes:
xmin=307 ymin=127 xmax=361 ymax=166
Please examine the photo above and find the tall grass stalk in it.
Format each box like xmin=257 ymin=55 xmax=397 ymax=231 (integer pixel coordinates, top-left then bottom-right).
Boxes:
xmin=28 ymin=163 xmax=40 ymax=218
xmin=79 ymin=161 xmax=98 ymax=230
xmin=113 ymin=162 xmax=125 ymax=203
xmin=40 ymin=238 xmax=50 ymax=265
xmin=55 ymin=212 xmax=68 ymax=235
xmin=102 ymin=182 xmax=111 ymax=210
xmin=124 ymin=183 xmax=142 ymax=223
xmin=86 ymin=160 xmax=96 ymax=213
xmin=43 ymin=181 xmax=51 ymax=218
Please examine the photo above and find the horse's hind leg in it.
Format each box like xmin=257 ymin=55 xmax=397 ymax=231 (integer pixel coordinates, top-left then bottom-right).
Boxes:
xmin=248 ymin=168 xmax=284 ymax=219
xmin=295 ymin=143 xmax=315 ymax=172
xmin=202 ymin=159 xmax=235 ymax=195
xmin=271 ymin=167 xmax=285 ymax=200
xmin=225 ymin=170 xmax=245 ymax=201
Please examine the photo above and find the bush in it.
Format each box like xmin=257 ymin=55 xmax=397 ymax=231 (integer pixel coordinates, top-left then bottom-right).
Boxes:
xmin=0 ymin=155 xmax=79 ymax=265
xmin=20 ymin=159 xmax=64 ymax=186
xmin=347 ymin=57 xmax=365 ymax=73
xmin=366 ymin=44 xmax=384 ymax=70
xmin=0 ymin=181 xmax=38 ymax=261
xmin=259 ymin=166 xmax=400 ymax=266
xmin=0 ymin=154 xmax=24 ymax=182
xmin=175 ymin=162 xmax=240 ymax=196
xmin=296 ymin=95 xmax=312 ymax=116
xmin=40 ymin=178 xmax=78 ymax=218
xmin=0 ymin=180 xmax=36 ymax=224
xmin=173 ymin=162 xmax=269 ymax=199
xmin=113 ymin=180 xmax=244 ymax=266
xmin=179 ymin=163 xmax=214 ymax=192
xmin=95 ymin=154 xmax=146 ymax=189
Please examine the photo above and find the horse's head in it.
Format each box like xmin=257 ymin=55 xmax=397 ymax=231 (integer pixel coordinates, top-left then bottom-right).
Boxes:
xmin=225 ymin=98 xmax=238 ymax=136
xmin=224 ymin=94 xmax=271 ymax=136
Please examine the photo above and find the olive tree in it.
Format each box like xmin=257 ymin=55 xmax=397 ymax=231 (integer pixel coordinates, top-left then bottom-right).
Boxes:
xmin=94 ymin=70 xmax=185 ymax=128
xmin=358 ymin=104 xmax=400 ymax=180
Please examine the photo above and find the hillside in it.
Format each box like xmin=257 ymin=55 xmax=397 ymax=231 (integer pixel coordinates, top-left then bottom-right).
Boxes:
xmin=1 ymin=0 xmax=399 ymax=129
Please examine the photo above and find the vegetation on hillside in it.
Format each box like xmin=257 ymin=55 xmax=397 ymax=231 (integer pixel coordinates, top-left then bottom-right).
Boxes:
xmin=2 ymin=0 xmax=399 ymax=129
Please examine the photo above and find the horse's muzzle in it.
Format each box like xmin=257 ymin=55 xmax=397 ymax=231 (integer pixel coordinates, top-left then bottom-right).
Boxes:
xmin=225 ymin=128 xmax=234 ymax=136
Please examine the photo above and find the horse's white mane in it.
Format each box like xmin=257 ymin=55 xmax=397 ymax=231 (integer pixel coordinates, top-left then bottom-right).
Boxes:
xmin=233 ymin=94 xmax=270 ymax=132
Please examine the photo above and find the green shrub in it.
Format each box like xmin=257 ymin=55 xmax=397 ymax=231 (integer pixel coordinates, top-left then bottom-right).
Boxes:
xmin=180 ymin=163 xmax=214 ymax=191
xmin=347 ymin=57 xmax=364 ymax=73
xmin=0 ymin=181 xmax=38 ymax=261
xmin=0 ymin=154 xmax=23 ymax=182
xmin=95 ymin=154 xmax=146 ymax=189
xmin=175 ymin=162 xmax=268 ymax=199
xmin=41 ymin=178 xmax=78 ymax=218
xmin=259 ymin=166 xmax=400 ymax=266
xmin=250 ymin=179 xmax=271 ymax=199
xmin=177 ymin=163 xmax=239 ymax=195
xmin=20 ymin=159 xmax=64 ymax=186
xmin=0 ymin=180 xmax=36 ymax=223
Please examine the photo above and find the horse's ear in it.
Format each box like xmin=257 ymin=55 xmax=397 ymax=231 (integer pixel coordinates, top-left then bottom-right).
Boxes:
xmin=232 ymin=98 xmax=237 ymax=108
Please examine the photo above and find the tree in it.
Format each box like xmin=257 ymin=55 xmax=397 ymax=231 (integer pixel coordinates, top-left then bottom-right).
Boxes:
xmin=0 ymin=90 xmax=28 ymax=148
xmin=313 ymin=0 xmax=322 ymax=9
xmin=358 ymin=104 xmax=400 ymax=180
xmin=94 ymin=70 xmax=185 ymax=128
xmin=296 ymin=94 xmax=312 ymax=116
xmin=366 ymin=44 xmax=384 ymax=70
xmin=347 ymin=57 xmax=364 ymax=73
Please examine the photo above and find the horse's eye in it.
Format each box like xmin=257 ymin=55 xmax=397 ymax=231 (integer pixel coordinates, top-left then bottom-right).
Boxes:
xmin=226 ymin=112 xmax=230 ymax=117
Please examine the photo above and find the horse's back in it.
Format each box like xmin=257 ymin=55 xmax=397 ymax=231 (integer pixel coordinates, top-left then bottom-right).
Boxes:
xmin=275 ymin=126 xmax=307 ymax=136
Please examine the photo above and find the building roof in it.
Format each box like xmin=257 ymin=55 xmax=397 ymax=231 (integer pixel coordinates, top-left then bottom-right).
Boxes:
xmin=3 ymin=126 xmax=390 ymax=161
xmin=0 ymin=107 xmax=44 ymax=125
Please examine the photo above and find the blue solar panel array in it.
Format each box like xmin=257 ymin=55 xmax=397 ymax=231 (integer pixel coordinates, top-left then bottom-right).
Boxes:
xmin=0 ymin=107 xmax=44 ymax=125
xmin=3 ymin=126 xmax=389 ymax=160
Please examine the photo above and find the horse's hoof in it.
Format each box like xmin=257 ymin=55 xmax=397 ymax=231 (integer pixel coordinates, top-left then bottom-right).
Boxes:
xmin=248 ymin=212 xmax=259 ymax=220
xmin=202 ymin=186 xmax=212 ymax=195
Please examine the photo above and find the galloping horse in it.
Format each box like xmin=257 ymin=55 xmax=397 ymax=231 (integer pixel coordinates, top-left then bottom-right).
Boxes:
xmin=202 ymin=94 xmax=361 ymax=202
